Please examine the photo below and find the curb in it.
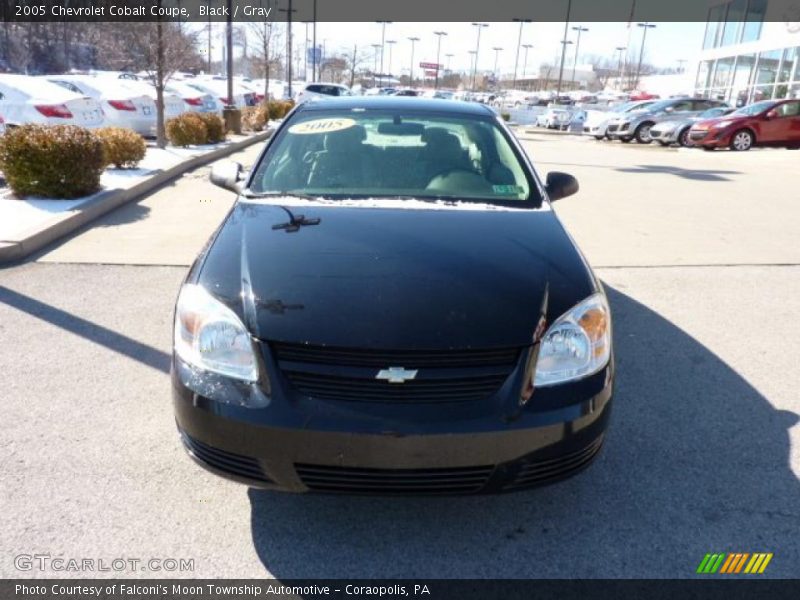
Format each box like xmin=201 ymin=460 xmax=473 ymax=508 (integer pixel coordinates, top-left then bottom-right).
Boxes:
xmin=0 ymin=129 xmax=273 ymax=265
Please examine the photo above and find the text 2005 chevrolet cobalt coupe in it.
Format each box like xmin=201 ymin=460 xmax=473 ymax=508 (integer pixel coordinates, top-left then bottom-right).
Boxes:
xmin=172 ymin=97 xmax=613 ymax=494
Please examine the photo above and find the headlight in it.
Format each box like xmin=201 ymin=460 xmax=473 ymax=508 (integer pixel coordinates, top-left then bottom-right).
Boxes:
xmin=713 ymin=120 xmax=733 ymax=129
xmin=174 ymin=284 xmax=258 ymax=382
xmin=533 ymin=293 xmax=611 ymax=387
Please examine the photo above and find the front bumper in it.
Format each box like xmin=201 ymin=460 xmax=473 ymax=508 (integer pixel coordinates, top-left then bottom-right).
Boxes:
xmin=172 ymin=353 xmax=614 ymax=494
xmin=649 ymin=127 xmax=680 ymax=143
xmin=688 ymin=128 xmax=730 ymax=148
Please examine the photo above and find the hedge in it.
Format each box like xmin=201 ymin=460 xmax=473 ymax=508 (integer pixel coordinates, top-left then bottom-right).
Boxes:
xmin=95 ymin=127 xmax=146 ymax=169
xmin=0 ymin=124 xmax=105 ymax=198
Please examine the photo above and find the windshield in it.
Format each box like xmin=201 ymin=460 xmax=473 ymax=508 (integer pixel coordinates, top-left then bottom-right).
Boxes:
xmin=248 ymin=109 xmax=536 ymax=204
xmin=732 ymin=101 xmax=776 ymax=116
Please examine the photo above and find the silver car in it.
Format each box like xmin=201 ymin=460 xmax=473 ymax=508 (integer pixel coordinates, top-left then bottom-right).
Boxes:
xmin=607 ymin=97 xmax=730 ymax=144
xmin=649 ymin=106 xmax=736 ymax=147
xmin=583 ymin=100 xmax=657 ymax=139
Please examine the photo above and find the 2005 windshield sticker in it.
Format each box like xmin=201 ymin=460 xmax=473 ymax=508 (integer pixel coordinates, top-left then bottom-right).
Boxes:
xmin=288 ymin=118 xmax=357 ymax=135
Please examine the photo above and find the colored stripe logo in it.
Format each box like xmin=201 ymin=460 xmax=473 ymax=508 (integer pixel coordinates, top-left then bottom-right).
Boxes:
xmin=697 ymin=553 xmax=772 ymax=574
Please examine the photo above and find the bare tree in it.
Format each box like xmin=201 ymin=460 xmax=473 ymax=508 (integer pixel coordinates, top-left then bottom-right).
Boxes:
xmin=104 ymin=17 xmax=202 ymax=147
xmin=345 ymin=44 xmax=372 ymax=88
xmin=248 ymin=13 xmax=283 ymax=101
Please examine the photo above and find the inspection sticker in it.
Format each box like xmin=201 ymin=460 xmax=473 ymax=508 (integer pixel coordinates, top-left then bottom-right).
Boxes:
xmin=288 ymin=118 xmax=356 ymax=135
xmin=492 ymin=184 xmax=525 ymax=195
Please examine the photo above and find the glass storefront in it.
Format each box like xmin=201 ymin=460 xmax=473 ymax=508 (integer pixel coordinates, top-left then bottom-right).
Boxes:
xmin=695 ymin=48 xmax=800 ymax=105
xmin=703 ymin=0 xmax=766 ymax=49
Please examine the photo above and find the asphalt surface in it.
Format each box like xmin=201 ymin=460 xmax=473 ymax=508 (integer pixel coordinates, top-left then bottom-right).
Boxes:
xmin=1 ymin=134 xmax=799 ymax=579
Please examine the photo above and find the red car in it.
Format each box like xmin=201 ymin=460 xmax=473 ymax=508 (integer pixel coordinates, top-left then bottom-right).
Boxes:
xmin=688 ymin=99 xmax=800 ymax=151
xmin=628 ymin=90 xmax=659 ymax=101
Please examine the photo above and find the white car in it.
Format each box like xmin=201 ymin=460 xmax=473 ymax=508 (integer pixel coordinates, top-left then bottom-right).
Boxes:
xmin=109 ymin=79 xmax=185 ymax=120
xmin=295 ymin=82 xmax=352 ymax=104
xmin=498 ymin=90 xmax=534 ymax=109
xmin=44 ymin=75 xmax=156 ymax=136
xmin=536 ymin=108 xmax=572 ymax=129
xmin=186 ymin=79 xmax=249 ymax=109
xmin=0 ymin=74 xmax=105 ymax=129
xmin=164 ymin=80 xmax=221 ymax=114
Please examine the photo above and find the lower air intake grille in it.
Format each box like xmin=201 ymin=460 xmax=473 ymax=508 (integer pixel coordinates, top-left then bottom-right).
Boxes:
xmin=181 ymin=432 xmax=272 ymax=484
xmin=502 ymin=435 xmax=604 ymax=490
xmin=295 ymin=463 xmax=494 ymax=494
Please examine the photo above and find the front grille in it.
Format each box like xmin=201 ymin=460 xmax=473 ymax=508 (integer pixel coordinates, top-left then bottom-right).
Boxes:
xmin=296 ymin=463 xmax=494 ymax=494
xmin=181 ymin=431 xmax=272 ymax=484
xmin=607 ymin=124 xmax=619 ymax=133
xmin=285 ymin=371 xmax=509 ymax=403
xmin=270 ymin=342 xmax=520 ymax=404
xmin=502 ymin=435 xmax=604 ymax=491
xmin=270 ymin=342 xmax=519 ymax=368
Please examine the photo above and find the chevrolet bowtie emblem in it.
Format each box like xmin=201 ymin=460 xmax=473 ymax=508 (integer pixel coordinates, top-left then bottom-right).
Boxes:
xmin=375 ymin=367 xmax=418 ymax=383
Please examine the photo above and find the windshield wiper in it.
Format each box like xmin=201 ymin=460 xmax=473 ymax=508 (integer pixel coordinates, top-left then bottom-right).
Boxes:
xmin=240 ymin=191 xmax=321 ymax=233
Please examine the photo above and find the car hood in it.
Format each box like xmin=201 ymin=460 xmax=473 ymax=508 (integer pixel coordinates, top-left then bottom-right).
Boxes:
xmin=692 ymin=114 xmax=748 ymax=129
xmin=196 ymin=200 xmax=597 ymax=350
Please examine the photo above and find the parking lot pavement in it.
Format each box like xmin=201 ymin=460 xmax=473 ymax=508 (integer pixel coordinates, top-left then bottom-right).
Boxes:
xmin=1 ymin=134 xmax=799 ymax=579
xmin=519 ymin=133 xmax=800 ymax=268
xmin=32 ymin=144 xmax=263 ymax=266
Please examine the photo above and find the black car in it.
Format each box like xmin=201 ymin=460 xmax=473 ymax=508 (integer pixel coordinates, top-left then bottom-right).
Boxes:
xmin=173 ymin=97 xmax=614 ymax=494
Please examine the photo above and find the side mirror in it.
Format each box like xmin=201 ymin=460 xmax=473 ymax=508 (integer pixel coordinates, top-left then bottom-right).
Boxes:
xmin=209 ymin=160 xmax=244 ymax=193
xmin=545 ymin=171 xmax=579 ymax=202
xmin=765 ymin=110 xmax=778 ymax=120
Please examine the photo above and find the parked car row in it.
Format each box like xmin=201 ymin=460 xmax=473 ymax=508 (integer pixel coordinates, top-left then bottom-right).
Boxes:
xmin=0 ymin=71 xmax=262 ymax=137
xmin=585 ymin=95 xmax=800 ymax=151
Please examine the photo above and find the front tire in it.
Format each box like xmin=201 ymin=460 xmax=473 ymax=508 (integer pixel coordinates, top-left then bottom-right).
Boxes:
xmin=730 ymin=129 xmax=754 ymax=151
xmin=620 ymin=136 xmax=633 ymax=143
xmin=678 ymin=128 xmax=691 ymax=147
xmin=634 ymin=122 xmax=654 ymax=144
xmin=594 ymin=135 xmax=605 ymax=140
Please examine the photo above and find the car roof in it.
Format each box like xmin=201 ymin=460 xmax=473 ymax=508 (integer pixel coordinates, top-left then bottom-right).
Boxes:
xmin=0 ymin=74 xmax=85 ymax=101
xmin=297 ymin=96 xmax=497 ymax=116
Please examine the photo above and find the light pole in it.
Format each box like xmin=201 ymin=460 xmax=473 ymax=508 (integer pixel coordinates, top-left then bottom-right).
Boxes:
xmin=555 ymin=0 xmax=573 ymax=96
xmin=512 ymin=18 xmax=531 ymax=90
xmin=471 ymin=22 xmax=488 ymax=92
xmin=312 ymin=0 xmax=317 ymax=82
xmin=521 ymin=44 xmax=533 ymax=89
xmin=376 ymin=21 xmax=392 ymax=87
xmin=371 ymin=43 xmax=381 ymax=87
xmin=615 ymin=46 xmax=626 ymax=90
xmin=445 ymin=53 xmax=454 ymax=73
xmin=386 ymin=40 xmax=396 ymax=80
xmin=635 ymin=22 xmax=656 ymax=89
xmin=433 ymin=30 xmax=447 ymax=89
xmin=492 ymin=47 xmax=503 ymax=87
xmin=408 ymin=36 xmax=420 ymax=87
xmin=570 ymin=26 xmax=588 ymax=88
xmin=468 ymin=50 xmax=477 ymax=90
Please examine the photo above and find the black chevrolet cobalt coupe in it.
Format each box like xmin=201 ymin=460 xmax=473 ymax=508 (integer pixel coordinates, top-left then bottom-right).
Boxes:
xmin=173 ymin=97 xmax=613 ymax=494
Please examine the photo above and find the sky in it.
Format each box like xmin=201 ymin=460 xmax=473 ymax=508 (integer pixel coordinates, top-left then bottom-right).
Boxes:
xmin=222 ymin=21 xmax=707 ymax=78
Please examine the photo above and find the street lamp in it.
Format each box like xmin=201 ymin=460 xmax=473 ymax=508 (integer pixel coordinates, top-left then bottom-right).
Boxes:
xmin=512 ymin=18 xmax=531 ymax=91
xmin=433 ymin=30 xmax=448 ymax=89
xmin=408 ymin=37 xmax=420 ymax=87
xmin=386 ymin=40 xmax=396 ymax=79
xmin=471 ymin=23 xmax=489 ymax=92
xmin=555 ymin=0 xmax=573 ymax=96
xmin=445 ymin=53 xmax=454 ymax=72
xmin=615 ymin=46 xmax=626 ymax=90
xmin=521 ymin=44 xmax=533 ymax=89
xmin=570 ymin=26 xmax=588 ymax=89
xmin=371 ymin=43 xmax=381 ymax=87
xmin=376 ymin=21 xmax=392 ymax=87
xmin=635 ymin=22 xmax=656 ymax=90
xmin=492 ymin=47 xmax=503 ymax=87
xmin=468 ymin=50 xmax=477 ymax=89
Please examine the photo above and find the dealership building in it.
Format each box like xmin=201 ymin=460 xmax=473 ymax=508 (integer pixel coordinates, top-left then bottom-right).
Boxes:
xmin=695 ymin=0 xmax=800 ymax=104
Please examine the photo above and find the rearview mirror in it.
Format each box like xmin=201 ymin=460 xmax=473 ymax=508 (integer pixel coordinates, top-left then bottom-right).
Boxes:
xmin=209 ymin=161 xmax=244 ymax=193
xmin=545 ymin=172 xmax=579 ymax=202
